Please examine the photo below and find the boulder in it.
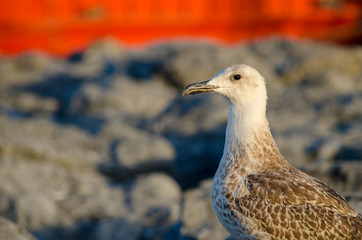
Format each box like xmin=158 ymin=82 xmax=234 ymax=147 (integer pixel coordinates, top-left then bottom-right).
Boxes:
xmin=0 ymin=217 xmax=36 ymax=240
xmin=98 ymin=119 xmax=176 ymax=181
xmin=68 ymin=76 xmax=177 ymax=120
xmin=0 ymin=116 xmax=125 ymax=234
xmin=0 ymin=116 xmax=106 ymax=171
xmin=93 ymin=173 xmax=182 ymax=240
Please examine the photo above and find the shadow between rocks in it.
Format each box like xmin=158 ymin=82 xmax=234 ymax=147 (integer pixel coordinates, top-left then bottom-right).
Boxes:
xmin=31 ymin=218 xmax=202 ymax=240
xmin=30 ymin=218 xmax=142 ymax=240
xmin=12 ymin=59 xmax=121 ymax=135
xmin=98 ymin=138 xmax=173 ymax=183
xmin=167 ymin=128 xmax=225 ymax=190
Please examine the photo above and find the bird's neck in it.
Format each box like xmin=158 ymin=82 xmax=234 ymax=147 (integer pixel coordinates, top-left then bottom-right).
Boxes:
xmin=225 ymin=103 xmax=267 ymax=144
xmin=220 ymin=104 xmax=288 ymax=175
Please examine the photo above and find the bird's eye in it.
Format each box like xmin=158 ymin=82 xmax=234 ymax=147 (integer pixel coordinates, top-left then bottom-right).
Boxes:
xmin=233 ymin=74 xmax=241 ymax=80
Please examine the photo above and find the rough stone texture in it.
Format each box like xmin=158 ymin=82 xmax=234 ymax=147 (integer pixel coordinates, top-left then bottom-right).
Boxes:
xmin=68 ymin=76 xmax=177 ymax=119
xmin=0 ymin=116 xmax=106 ymax=171
xmin=0 ymin=38 xmax=361 ymax=239
xmin=98 ymin=119 xmax=177 ymax=181
xmin=130 ymin=173 xmax=181 ymax=222
xmin=91 ymin=173 xmax=182 ymax=240
xmin=0 ymin=217 xmax=36 ymax=240
xmin=0 ymin=116 xmax=125 ymax=237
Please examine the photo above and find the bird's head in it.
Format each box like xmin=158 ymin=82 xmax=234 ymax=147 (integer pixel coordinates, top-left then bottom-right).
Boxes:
xmin=183 ymin=64 xmax=267 ymax=107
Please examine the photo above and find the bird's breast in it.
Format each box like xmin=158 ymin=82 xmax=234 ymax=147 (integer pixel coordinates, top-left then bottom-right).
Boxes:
xmin=211 ymin=177 xmax=240 ymax=236
xmin=211 ymin=168 xmax=252 ymax=238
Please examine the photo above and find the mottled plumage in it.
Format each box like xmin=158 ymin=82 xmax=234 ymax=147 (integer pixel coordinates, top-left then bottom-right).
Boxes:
xmin=183 ymin=64 xmax=362 ymax=240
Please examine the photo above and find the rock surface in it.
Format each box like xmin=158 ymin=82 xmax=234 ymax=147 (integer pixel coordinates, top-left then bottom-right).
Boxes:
xmin=0 ymin=38 xmax=361 ymax=239
xmin=0 ymin=217 xmax=36 ymax=240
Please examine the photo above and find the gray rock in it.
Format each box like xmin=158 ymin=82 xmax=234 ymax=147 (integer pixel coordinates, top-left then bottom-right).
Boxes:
xmin=0 ymin=116 xmax=125 ymax=232
xmin=0 ymin=154 xmax=126 ymax=230
xmin=114 ymin=133 xmax=175 ymax=172
xmin=299 ymin=161 xmax=362 ymax=213
xmin=151 ymin=94 xmax=228 ymax=136
xmin=157 ymin=42 xmax=278 ymax=89
xmin=249 ymin=37 xmax=362 ymax=87
xmin=93 ymin=173 xmax=182 ymax=240
xmin=67 ymin=38 xmax=125 ymax=79
xmin=0 ymin=217 xmax=36 ymax=240
xmin=0 ymin=53 xmax=64 ymax=87
xmin=99 ymin=119 xmax=176 ymax=180
xmin=0 ymin=116 xmax=106 ymax=170
xmin=146 ymin=93 xmax=228 ymax=188
xmin=0 ymin=91 xmax=58 ymax=118
xmin=129 ymin=173 xmax=181 ymax=225
xmin=81 ymin=38 xmax=125 ymax=63
xmin=0 ymin=53 xmax=64 ymax=118
xmin=69 ymin=76 xmax=177 ymax=120
xmin=306 ymin=139 xmax=342 ymax=165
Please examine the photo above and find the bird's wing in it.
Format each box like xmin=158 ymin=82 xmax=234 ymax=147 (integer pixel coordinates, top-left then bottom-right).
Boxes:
xmin=233 ymin=167 xmax=362 ymax=239
xmin=247 ymin=167 xmax=358 ymax=215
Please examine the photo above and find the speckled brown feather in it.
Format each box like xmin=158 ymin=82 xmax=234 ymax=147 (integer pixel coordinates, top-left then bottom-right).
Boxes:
xmin=240 ymin=169 xmax=362 ymax=239
xmin=212 ymin=123 xmax=362 ymax=240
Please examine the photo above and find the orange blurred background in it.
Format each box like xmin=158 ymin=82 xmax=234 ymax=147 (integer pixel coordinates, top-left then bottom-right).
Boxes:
xmin=0 ymin=0 xmax=361 ymax=56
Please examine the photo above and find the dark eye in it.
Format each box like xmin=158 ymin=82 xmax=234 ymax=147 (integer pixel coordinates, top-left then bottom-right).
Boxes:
xmin=233 ymin=74 xmax=241 ymax=80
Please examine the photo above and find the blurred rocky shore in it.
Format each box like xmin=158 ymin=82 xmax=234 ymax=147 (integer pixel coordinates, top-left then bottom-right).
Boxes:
xmin=0 ymin=38 xmax=361 ymax=240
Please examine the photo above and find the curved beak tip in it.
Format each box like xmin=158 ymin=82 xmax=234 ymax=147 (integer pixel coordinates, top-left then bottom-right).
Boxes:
xmin=183 ymin=81 xmax=216 ymax=96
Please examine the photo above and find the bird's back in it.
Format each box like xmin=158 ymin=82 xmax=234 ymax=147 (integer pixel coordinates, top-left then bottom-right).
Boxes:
xmin=212 ymin=163 xmax=362 ymax=240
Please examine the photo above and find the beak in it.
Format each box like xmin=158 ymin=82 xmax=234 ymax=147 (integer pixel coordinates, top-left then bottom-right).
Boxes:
xmin=183 ymin=80 xmax=217 ymax=96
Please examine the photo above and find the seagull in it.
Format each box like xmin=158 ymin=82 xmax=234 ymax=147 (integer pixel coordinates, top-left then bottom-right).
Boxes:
xmin=183 ymin=64 xmax=362 ymax=239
